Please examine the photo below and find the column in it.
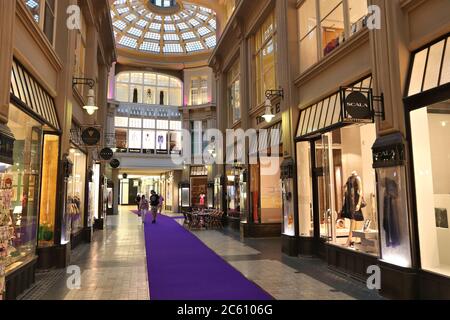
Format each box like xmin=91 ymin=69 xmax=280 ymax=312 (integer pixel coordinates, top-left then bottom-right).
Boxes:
xmin=0 ymin=0 xmax=16 ymax=123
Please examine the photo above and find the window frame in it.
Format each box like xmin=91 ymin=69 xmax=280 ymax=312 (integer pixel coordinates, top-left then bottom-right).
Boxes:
xmin=297 ymin=0 xmax=369 ymax=74
xmin=115 ymin=71 xmax=183 ymax=106
xmin=23 ymin=0 xmax=57 ymax=45
xmin=253 ymin=12 xmax=278 ymax=107
xmin=227 ymin=59 xmax=241 ymax=125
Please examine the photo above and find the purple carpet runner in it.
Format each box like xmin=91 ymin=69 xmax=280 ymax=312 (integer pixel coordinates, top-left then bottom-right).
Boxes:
xmin=136 ymin=211 xmax=272 ymax=300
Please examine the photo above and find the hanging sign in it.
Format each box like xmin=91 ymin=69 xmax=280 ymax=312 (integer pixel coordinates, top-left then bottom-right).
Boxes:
xmin=110 ymin=159 xmax=121 ymax=169
xmin=343 ymin=91 xmax=372 ymax=121
xmin=81 ymin=127 xmax=101 ymax=146
xmin=99 ymin=148 xmax=114 ymax=161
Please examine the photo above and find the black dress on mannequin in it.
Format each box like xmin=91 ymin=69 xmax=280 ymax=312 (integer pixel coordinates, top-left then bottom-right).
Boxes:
xmin=383 ymin=178 xmax=401 ymax=247
xmin=342 ymin=174 xmax=364 ymax=221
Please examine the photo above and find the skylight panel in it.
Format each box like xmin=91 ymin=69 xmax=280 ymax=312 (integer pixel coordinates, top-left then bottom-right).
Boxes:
xmin=185 ymin=41 xmax=204 ymax=52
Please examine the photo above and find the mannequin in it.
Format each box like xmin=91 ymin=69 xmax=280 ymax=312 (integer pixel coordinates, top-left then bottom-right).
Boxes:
xmin=342 ymin=171 xmax=364 ymax=247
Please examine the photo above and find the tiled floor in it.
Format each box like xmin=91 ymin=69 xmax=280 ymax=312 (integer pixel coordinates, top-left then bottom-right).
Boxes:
xmin=19 ymin=208 xmax=382 ymax=300
xmin=19 ymin=206 xmax=149 ymax=300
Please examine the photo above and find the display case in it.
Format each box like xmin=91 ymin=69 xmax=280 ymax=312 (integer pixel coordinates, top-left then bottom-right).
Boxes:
xmin=178 ymin=182 xmax=190 ymax=211
xmin=38 ymin=134 xmax=59 ymax=247
xmin=373 ymin=133 xmax=412 ymax=267
xmin=207 ymin=181 xmax=214 ymax=209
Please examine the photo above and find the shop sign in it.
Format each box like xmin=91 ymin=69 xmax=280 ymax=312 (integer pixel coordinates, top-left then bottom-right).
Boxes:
xmin=128 ymin=148 xmax=142 ymax=154
xmin=344 ymin=91 xmax=372 ymax=121
xmin=99 ymin=148 xmax=114 ymax=161
xmin=81 ymin=127 xmax=101 ymax=146
xmin=110 ymin=159 xmax=121 ymax=169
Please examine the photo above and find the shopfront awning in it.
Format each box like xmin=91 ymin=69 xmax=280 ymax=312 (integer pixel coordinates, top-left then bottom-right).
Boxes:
xmin=10 ymin=59 xmax=61 ymax=131
xmin=296 ymin=76 xmax=373 ymax=141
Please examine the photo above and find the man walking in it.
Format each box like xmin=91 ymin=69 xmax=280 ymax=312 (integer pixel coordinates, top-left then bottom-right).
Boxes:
xmin=149 ymin=190 xmax=160 ymax=224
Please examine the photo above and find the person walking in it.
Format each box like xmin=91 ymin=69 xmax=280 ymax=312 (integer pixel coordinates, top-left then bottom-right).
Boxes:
xmin=135 ymin=194 xmax=141 ymax=211
xmin=139 ymin=195 xmax=149 ymax=224
xmin=149 ymin=190 xmax=160 ymax=224
xmin=158 ymin=194 xmax=165 ymax=215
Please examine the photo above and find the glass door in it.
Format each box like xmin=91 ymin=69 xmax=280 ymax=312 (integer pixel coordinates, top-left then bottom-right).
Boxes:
xmin=322 ymin=133 xmax=337 ymax=243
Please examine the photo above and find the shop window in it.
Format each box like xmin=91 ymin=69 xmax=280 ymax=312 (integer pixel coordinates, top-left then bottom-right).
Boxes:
xmin=296 ymin=142 xmax=314 ymax=236
xmin=68 ymin=148 xmax=87 ymax=235
xmin=260 ymin=157 xmax=282 ymax=224
xmin=320 ymin=125 xmax=378 ymax=254
xmin=226 ymin=167 xmax=241 ymax=218
xmin=115 ymin=71 xmax=183 ymax=106
xmin=23 ymin=0 xmax=56 ymax=44
xmin=411 ymin=100 xmax=450 ymax=277
xmin=255 ymin=13 xmax=277 ymax=106
xmin=1 ymin=104 xmax=43 ymax=273
xmin=128 ymin=130 xmax=142 ymax=149
xmin=143 ymin=130 xmax=156 ymax=151
xmin=228 ymin=60 xmax=241 ymax=124
xmin=38 ymin=134 xmax=59 ymax=247
xmin=191 ymin=177 xmax=207 ymax=208
xmin=190 ymin=77 xmax=208 ymax=106
xmin=115 ymin=128 xmax=128 ymax=152
xmin=298 ymin=0 xmax=369 ymax=74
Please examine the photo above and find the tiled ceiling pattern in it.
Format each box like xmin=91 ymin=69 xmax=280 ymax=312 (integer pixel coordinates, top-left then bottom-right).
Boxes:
xmin=111 ymin=0 xmax=217 ymax=54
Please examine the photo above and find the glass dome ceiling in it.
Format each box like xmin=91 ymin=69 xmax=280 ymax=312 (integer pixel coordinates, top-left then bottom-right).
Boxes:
xmin=111 ymin=0 xmax=217 ymax=54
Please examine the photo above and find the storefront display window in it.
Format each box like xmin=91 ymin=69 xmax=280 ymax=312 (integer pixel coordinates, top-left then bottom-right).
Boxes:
xmin=226 ymin=167 xmax=241 ymax=218
xmin=191 ymin=177 xmax=207 ymax=208
xmin=214 ymin=177 xmax=222 ymax=211
xmin=90 ymin=163 xmax=100 ymax=226
xmin=296 ymin=142 xmax=314 ymax=237
xmin=38 ymin=134 xmax=59 ymax=246
xmin=260 ymin=157 xmax=282 ymax=224
xmin=411 ymin=100 xmax=450 ymax=276
xmin=315 ymin=125 xmax=378 ymax=255
xmin=67 ymin=147 xmax=87 ymax=235
xmin=1 ymin=105 xmax=43 ymax=274
xmin=114 ymin=111 xmax=181 ymax=154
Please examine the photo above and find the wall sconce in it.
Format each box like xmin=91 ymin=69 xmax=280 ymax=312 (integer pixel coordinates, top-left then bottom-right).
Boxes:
xmin=73 ymin=77 xmax=98 ymax=115
xmin=263 ymin=89 xmax=284 ymax=123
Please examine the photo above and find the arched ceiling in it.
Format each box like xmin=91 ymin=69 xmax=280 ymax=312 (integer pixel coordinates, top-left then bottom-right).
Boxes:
xmin=111 ymin=0 xmax=221 ymax=58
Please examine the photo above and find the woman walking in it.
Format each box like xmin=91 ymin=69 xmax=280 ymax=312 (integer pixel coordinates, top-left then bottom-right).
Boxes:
xmin=158 ymin=194 xmax=165 ymax=215
xmin=139 ymin=195 xmax=149 ymax=224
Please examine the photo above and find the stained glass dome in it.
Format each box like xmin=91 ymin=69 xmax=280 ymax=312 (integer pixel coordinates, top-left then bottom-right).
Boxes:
xmin=111 ymin=0 xmax=217 ymax=55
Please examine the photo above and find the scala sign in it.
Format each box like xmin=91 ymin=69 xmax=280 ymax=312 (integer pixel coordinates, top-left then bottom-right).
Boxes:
xmin=81 ymin=127 xmax=101 ymax=146
xmin=344 ymin=91 xmax=372 ymax=120
xmin=99 ymin=148 xmax=114 ymax=161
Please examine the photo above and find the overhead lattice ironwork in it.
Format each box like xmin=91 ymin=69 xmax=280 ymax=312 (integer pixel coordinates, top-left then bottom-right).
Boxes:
xmin=111 ymin=0 xmax=217 ymax=55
